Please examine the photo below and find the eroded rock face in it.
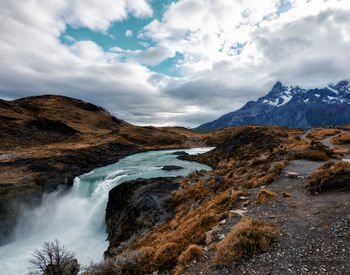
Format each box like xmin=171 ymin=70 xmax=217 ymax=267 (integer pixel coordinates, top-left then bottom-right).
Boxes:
xmin=105 ymin=177 xmax=180 ymax=257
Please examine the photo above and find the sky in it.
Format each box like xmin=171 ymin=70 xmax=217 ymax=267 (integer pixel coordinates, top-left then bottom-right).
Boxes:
xmin=1 ymin=0 xmax=350 ymax=127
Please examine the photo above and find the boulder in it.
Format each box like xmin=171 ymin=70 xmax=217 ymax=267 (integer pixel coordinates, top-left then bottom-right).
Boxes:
xmin=162 ymin=165 xmax=184 ymax=171
xmin=286 ymin=172 xmax=298 ymax=178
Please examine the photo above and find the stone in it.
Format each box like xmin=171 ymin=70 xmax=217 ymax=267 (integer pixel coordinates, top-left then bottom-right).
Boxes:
xmin=240 ymin=196 xmax=249 ymax=200
xmin=286 ymin=171 xmax=298 ymax=178
xmin=229 ymin=209 xmax=246 ymax=217
xmin=219 ymin=219 xmax=226 ymax=225
xmin=161 ymin=165 xmax=184 ymax=171
xmin=219 ymin=234 xmax=225 ymax=240
xmin=205 ymin=230 xmax=213 ymax=244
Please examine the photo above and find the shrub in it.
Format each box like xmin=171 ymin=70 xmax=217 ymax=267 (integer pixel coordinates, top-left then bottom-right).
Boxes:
xmin=153 ymin=242 xmax=180 ymax=271
xmin=215 ymin=217 xmax=280 ymax=267
xmin=306 ymin=161 xmax=350 ymax=193
xmin=293 ymin=150 xmax=329 ymax=161
xmin=178 ymin=244 xmax=203 ymax=265
xmin=29 ymin=239 xmax=80 ymax=275
xmin=254 ymin=190 xmax=276 ymax=204
xmin=331 ymin=132 xmax=350 ymax=145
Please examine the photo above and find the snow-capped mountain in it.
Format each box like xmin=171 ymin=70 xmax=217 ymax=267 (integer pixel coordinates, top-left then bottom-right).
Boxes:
xmin=198 ymin=80 xmax=350 ymax=129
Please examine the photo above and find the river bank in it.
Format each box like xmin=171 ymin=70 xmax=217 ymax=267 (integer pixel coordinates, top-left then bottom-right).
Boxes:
xmin=0 ymin=94 xmax=206 ymax=246
xmin=0 ymin=147 xmax=213 ymax=274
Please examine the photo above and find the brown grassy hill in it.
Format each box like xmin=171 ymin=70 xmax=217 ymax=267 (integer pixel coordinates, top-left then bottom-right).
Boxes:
xmin=0 ymin=95 xmax=201 ymax=152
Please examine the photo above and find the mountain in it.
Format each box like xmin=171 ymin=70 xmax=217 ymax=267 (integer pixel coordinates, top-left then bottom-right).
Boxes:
xmin=198 ymin=80 xmax=350 ymax=129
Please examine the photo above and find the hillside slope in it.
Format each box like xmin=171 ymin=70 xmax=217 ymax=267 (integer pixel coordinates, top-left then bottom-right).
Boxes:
xmin=0 ymin=94 xmax=203 ymax=245
xmin=198 ymin=80 xmax=350 ymax=129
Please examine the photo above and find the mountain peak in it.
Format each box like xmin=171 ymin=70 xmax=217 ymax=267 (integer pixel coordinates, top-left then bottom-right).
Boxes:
xmin=198 ymin=79 xmax=350 ymax=129
xmin=272 ymin=81 xmax=283 ymax=90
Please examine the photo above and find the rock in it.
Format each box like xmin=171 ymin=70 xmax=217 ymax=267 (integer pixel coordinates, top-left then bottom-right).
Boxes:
xmin=229 ymin=209 xmax=246 ymax=217
xmin=205 ymin=230 xmax=213 ymax=244
xmin=212 ymin=225 xmax=220 ymax=232
xmin=171 ymin=151 xmax=189 ymax=156
xmin=105 ymin=177 xmax=179 ymax=257
xmin=286 ymin=171 xmax=298 ymax=178
xmin=260 ymin=185 xmax=266 ymax=189
xmin=242 ymin=201 xmax=250 ymax=207
xmin=162 ymin=165 xmax=184 ymax=171
xmin=219 ymin=219 xmax=227 ymax=225
xmin=219 ymin=234 xmax=225 ymax=240
xmin=240 ymin=196 xmax=249 ymax=200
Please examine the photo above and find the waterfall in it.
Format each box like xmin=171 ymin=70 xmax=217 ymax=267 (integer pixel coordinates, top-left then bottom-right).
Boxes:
xmin=0 ymin=148 xmax=213 ymax=274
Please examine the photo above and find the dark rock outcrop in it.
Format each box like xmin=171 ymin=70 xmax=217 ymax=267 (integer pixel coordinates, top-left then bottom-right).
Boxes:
xmin=162 ymin=165 xmax=184 ymax=171
xmin=105 ymin=177 xmax=180 ymax=257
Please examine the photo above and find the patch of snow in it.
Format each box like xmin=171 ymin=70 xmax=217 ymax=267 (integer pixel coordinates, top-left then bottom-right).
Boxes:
xmin=327 ymin=96 xmax=338 ymax=101
xmin=264 ymin=98 xmax=279 ymax=106
xmin=277 ymin=94 xmax=292 ymax=106
xmin=304 ymin=98 xmax=310 ymax=104
xmin=315 ymin=94 xmax=320 ymax=97
xmin=327 ymin=86 xmax=339 ymax=94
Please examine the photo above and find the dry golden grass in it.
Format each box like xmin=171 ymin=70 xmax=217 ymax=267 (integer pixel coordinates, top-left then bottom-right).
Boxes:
xmin=254 ymin=190 xmax=276 ymax=204
xmin=339 ymin=124 xmax=350 ymax=130
xmin=306 ymin=161 xmax=350 ymax=193
xmin=215 ymin=217 xmax=280 ymax=267
xmin=331 ymin=132 xmax=350 ymax=145
xmin=306 ymin=128 xmax=340 ymax=141
xmin=178 ymin=244 xmax=203 ymax=265
xmin=332 ymin=148 xmax=349 ymax=154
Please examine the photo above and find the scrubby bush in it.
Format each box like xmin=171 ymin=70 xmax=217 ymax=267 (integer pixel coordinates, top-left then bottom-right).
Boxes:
xmin=178 ymin=244 xmax=203 ymax=265
xmin=306 ymin=161 xmax=350 ymax=193
xmin=29 ymin=239 xmax=80 ymax=275
xmin=254 ymin=190 xmax=276 ymax=204
xmin=215 ymin=217 xmax=280 ymax=267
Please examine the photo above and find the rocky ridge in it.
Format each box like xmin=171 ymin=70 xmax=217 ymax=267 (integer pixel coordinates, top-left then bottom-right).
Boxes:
xmin=198 ymin=80 xmax=350 ymax=129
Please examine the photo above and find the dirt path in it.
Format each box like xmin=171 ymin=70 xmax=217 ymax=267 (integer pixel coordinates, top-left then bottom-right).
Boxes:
xmin=320 ymin=131 xmax=344 ymax=149
xmin=181 ymin=159 xmax=350 ymax=274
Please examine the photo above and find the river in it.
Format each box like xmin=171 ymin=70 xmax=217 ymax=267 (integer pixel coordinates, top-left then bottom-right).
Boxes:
xmin=0 ymin=147 xmax=213 ymax=274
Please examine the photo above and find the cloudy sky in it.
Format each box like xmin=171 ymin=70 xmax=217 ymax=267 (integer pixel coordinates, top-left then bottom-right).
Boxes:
xmin=1 ymin=0 xmax=350 ymax=127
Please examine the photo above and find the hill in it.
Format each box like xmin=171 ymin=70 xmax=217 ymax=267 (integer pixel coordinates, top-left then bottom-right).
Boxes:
xmin=198 ymin=80 xmax=350 ymax=130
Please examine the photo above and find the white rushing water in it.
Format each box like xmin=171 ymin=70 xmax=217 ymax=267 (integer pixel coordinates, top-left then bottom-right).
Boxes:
xmin=0 ymin=147 xmax=213 ymax=275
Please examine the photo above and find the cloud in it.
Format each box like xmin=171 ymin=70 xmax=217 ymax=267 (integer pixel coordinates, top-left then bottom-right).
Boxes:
xmin=125 ymin=29 xmax=133 ymax=37
xmin=1 ymin=0 xmax=350 ymax=127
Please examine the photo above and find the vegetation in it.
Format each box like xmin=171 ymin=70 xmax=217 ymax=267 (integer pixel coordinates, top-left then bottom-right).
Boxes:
xmin=28 ymin=239 xmax=80 ymax=275
xmin=215 ymin=217 xmax=280 ymax=267
xmin=331 ymin=132 xmax=350 ymax=145
xmin=178 ymin=244 xmax=203 ymax=265
xmin=306 ymin=161 xmax=350 ymax=193
xmin=254 ymin=190 xmax=276 ymax=204
xmin=306 ymin=128 xmax=340 ymax=141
